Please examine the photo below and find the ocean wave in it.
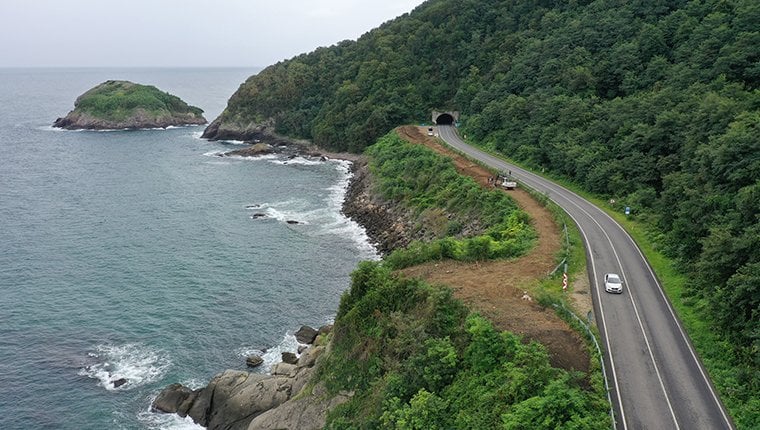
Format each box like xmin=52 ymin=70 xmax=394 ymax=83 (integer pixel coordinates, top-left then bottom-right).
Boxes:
xmin=243 ymin=160 xmax=377 ymax=258
xmin=217 ymin=139 xmax=249 ymax=145
xmin=38 ymin=125 xmax=67 ymax=132
xmin=267 ymin=156 xmax=324 ymax=166
xmin=237 ymin=332 xmax=301 ymax=374
xmin=78 ymin=343 xmax=171 ymax=391
xmin=223 ymin=153 xmax=280 ymax=161
xmin=202 ymin=150 xmax=226 ymax=157
xmin=139 ymin=409 xmax=204 ymax=430
xmin=323 ymin=160 xmax=379 ymax=259
xmin=245 ymin=199 xmax=315 ymax=225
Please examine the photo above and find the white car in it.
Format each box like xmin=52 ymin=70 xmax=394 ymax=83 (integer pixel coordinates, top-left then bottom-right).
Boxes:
xmin=604 ymin=273 xmax=623 ymax=294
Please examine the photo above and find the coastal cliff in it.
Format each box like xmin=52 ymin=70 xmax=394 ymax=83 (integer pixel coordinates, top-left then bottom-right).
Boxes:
xmin=153 ymin=326 xmax=345 ymax=430
xmin=53 ymin=80 xmax=206 ymax=130
xmin=148 ymin=142 xmax=429 ymax=429
xmin=201 ymin=115 xmax=271 ymax=142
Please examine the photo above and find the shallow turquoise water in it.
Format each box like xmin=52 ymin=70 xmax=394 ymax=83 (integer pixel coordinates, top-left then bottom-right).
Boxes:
xmin=0 ymin=68 xmax=375 ymax=429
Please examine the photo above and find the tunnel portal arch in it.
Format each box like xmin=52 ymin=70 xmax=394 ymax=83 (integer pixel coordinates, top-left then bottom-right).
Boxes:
xmin=432 ymin=110 xmax=459 ymax=125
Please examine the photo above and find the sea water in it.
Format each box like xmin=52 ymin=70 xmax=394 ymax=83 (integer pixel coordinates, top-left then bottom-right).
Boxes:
xmin=0 ymin=68 xmax=377 ymax=429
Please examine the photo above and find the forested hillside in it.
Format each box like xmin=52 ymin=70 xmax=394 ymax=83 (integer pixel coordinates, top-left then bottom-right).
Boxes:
xmin=208 ymin=0 xmax=758 ymax=424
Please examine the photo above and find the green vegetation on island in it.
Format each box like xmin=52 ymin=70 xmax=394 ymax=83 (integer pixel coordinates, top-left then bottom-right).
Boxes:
xmin=54 ymin=80 xmax=206 ymax=130
xmin=206 ymin=0 xmax=759 ymax=424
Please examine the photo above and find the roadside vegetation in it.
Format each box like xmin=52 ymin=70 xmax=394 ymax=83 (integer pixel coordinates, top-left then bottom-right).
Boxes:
xmin=215 ymin=0 xmax=757 ymax=425
xmin=310 ymin=131 xmax=607 ymax=429
xmin=318 ymin=261 xmax=611 ymax=429
xmin=366 ymin=133 xmax=535 ymax=268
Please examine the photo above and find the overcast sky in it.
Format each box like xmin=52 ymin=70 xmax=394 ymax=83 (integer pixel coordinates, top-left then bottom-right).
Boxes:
xmin=0 ymin=0 xmax=426 ymax=68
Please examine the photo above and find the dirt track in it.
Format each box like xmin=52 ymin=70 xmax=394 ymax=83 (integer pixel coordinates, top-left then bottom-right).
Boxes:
xmin=396 ymin=126 xmax=590 ymax=373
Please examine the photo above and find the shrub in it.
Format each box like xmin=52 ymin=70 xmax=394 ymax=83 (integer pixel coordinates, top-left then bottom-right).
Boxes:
xmin=367 ymin=132 xmax=535 ymax=268
xmin=322 ymin=265 xmax=611 ymax=429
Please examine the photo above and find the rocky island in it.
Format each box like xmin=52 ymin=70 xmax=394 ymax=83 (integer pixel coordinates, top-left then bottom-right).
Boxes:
xmin=53 ymin=80 xmax=206 ymax=130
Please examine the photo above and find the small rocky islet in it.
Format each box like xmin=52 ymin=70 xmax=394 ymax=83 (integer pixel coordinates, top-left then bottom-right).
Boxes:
xmin=53 ymin=80 xmax=206 ymax=130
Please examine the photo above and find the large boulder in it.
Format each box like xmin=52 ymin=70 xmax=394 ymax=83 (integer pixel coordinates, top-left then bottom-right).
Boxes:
xmin=297 ymin=346 xmax=325 ymax=368
xmin=153 ymin=327 xmax=340 ymax=430
xmin=152 ymin=383 xmax=200 ymax=417
xmin=281 ymin=352 xmax=298 ymax=365
xmin=181 ymin=370 xmax=290 ymax=430
xmin=225 ymin=143 xmax=274 ymax=157
xmin=247 ymin=382 xmax=352 ymax=430
xmin=294 ymin=325 xmax=319 ymax=344
xmin=246 ymin=355 xmax=264 ymax=368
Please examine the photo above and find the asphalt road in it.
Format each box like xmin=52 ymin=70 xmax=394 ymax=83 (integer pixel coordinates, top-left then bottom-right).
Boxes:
xmin=437 ymin=125 xmax=734 ymax=430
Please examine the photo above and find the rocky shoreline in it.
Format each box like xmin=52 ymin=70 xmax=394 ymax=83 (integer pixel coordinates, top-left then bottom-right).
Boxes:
xmin=341 ymin=157 xmax=423 ymax=255
xmin=151 ymin=134 xmax=437 ymax=429
xmin=153 ymin=325 xmax=346 ymax=430
xmin=52 ymin=110 xmax=207 ymax=130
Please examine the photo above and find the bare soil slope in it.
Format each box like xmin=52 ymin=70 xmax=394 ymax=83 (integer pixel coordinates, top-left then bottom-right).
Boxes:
xmin=397 ymin=126 xmax=590 ymax=373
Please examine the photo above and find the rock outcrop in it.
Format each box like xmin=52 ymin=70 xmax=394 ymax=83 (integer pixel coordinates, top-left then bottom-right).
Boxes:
xmin=201 ymin=116 xmax=274 ymax=142
xmin=246 ymin=355 xmax=264 ymax=368
xmin=53 ymin=80 xmax=206 ymax=130
xmin=153 ymin=325 xmax=344 ymax=430
xmin=294 ymin=325 xmax=319 ymax=344
xmin=341 ymin=158 xmax=421 ymax=255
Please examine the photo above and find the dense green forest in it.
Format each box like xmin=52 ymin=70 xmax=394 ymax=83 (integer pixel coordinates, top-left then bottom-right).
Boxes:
xmin=318 ymin=261 xmax=610 ymax=429
xmin=210 ymin=0 xmax=758 ymax=424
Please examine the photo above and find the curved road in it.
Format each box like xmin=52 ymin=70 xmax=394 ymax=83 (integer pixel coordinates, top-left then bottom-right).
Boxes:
xmin=437 ymin=125 xmax=733 ymax=430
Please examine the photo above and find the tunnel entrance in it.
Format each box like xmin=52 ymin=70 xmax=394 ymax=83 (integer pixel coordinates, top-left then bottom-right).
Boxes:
xmin=431 ymin=110 xmax=459 ymax=125
xmin=435 ymin=113 xmax=454 ymax=125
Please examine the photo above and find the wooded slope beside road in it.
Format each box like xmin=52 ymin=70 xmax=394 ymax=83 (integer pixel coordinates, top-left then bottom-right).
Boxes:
xmin=438 ymin=125 xmax=734 ymax=430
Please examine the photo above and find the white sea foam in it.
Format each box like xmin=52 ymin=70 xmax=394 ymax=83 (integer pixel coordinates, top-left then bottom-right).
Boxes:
xmin=321 ymin=160 xmax=379 ymax=259
xmin=246 ymin=199 xmax=315 ymax=225
xmin=39 ymin=125 xmax=67 ymax=132
xmin=202 ymin=150 xmax=226 ymax=157
xmin=218 ymin=139 xmax=249 ymax=145
xmin=78 ymin=343 xmax=171 ymax=391
xmin=139 ymin=407 xmax=204 ymax=430
xmin=267 ymin=156 xmax=324 ymax=166
xmin=222 ymin=153 xmax=280 ymax=161
xmin=243 ymin=159 xmax=377 ymax=258
xmin=238 ymin=332 xmax=301 ymax=374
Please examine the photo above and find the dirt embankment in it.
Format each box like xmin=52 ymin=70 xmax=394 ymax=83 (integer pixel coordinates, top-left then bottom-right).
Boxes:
xmin=394 ymin=126 xmax=591 ymax=373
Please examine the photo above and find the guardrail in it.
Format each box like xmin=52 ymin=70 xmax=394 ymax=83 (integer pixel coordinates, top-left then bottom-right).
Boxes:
xmin=553 ymin=302 xmax=616 ymax=429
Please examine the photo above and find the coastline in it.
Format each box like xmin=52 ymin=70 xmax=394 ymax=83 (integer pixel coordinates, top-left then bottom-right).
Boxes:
xmin=214 ymin=133 xmax=408 ymax=254
xmin=149 ymin=134 xmax=412 ymax=429
xmin=151 ymin=127 xmax=592 ymax=428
